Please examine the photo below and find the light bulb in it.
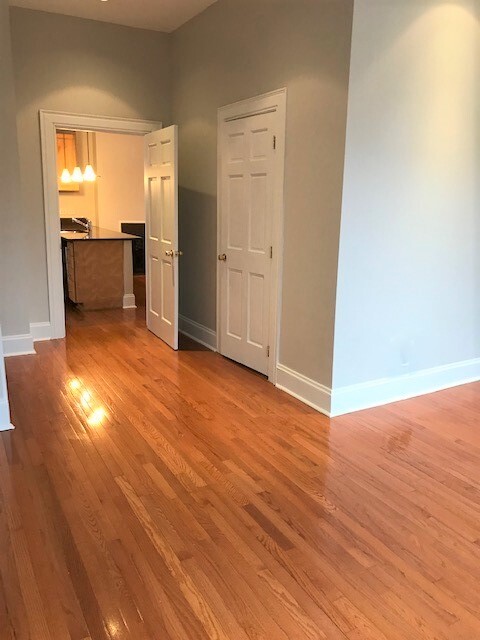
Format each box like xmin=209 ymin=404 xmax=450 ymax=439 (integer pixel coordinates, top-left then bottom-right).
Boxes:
xmin=71 ymin=166 xmax=84 ymax=183
xmin=83 ymin=164 xmax=97 ymax=182
xmin=61 ymin=168 xmax=72 ymax=183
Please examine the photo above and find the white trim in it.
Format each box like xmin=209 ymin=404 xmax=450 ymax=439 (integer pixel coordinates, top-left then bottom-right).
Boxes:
xmin=0 ymin=325 xmax=14 ymax=430
xmin=276 ymin=363 xmax=332 ymax=418
xmin=217 ymin=88 xmax=287 ymax=385
xmin=39 ymin=110 xmax=162 ymax=340
xmin=179 ymin=315 xmax=217 ymax=351
xmin=276 ymin=358 xmax=480 ymax=418
xmin=1 ymin=322 xmax=53 ymax=357
xmin=0 ymin=400 xmax=14 ymax=431
xmin=330 ymin=358 xmax=480 ymax=417
xmin=2 ymin=333 xmax=35 ymax=358
xmin=30 ymin=322 xmax=52 ymax=342
xmin=123 ymin=294 xmax=137 ymax=310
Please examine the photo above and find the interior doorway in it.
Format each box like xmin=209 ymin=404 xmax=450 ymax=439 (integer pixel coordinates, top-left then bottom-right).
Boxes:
xmin=217 ymin=89 xmax=286 ymax=383
xmin=57 ymin=128 xmax=146 ymax=316
xmin=40 ymin=112 xmax=181 ymax=351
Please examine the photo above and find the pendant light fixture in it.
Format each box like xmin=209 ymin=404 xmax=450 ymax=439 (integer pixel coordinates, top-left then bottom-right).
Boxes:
xmin=83 ymin=131 xmax=97 ymax=182
xmin=71 ymin=165 xmax=84 ymax=183
xmin=60 ymin=132 xmax=72 ymax=183
xmin=71 ymin=130 xmax=86 ymax=183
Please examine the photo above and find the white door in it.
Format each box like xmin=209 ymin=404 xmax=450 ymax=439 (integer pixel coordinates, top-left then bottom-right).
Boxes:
xmin=145 ymin=126 xmax=179 ymax=350
xmin=218 ymin=111 xmax=276 ymax=375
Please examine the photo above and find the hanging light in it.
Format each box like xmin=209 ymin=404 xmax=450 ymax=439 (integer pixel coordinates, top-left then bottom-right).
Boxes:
xmin=61 ymin=167 xmax=72 ymax=183
xmin=60 ymin=132 xmax=72 ymax=183
xmin=71 ymin=166 xmax=84 ymax=183
xmin=83 ymin=131 xmax=97 ymax=182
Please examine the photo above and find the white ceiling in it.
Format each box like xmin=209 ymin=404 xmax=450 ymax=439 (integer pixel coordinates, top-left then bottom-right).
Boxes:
xmin=9 ymin=0 xmax=218 ymax=32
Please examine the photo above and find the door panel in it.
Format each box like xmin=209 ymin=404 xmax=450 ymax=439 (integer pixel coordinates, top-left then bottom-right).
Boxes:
xmin=227 ymin=175 xmax=246 ymax=250
xmin=219 ymin=112 xmax=275 ymax=375
xmin=249 ymin=173 xmax=268 ymax=252
xmin=145 ymin=126 xmax=179 ymax=350
xmin=161 ymin=259 xmax=174 ymax=324
xmin=247 ymin=272 xmax=265 ymax=347
xmin=227 ymin=268 xmax=243 ymax=340
xmin=149 ymin=256 xmax=161 ymax=317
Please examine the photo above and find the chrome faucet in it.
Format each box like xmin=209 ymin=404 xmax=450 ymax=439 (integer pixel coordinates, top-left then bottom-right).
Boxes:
xmin=72 ymin=217 xmax=92 ymax=232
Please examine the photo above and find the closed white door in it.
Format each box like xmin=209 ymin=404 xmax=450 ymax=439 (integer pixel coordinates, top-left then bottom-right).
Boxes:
xmin=145 ymin=126 xmax=179 ymax=350
xmin=218 ymin=111 xmax=276 ymax=375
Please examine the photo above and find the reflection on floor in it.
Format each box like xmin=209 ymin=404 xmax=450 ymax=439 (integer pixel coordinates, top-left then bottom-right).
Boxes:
xmin=3 ymin=291 xmax=480 ymax=638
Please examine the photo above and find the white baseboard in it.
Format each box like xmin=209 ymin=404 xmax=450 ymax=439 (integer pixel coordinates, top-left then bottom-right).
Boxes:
xmin=330 ymin=357 xmax=480 ymax=417
xmin=2 ymin=333 xmax=35 ymax=357
xmin=179 ymin=315 xmax=217 ymax=351
xmin=2 ymin=322 xmax=53 ymax=357
xmin=276 ymin=357 xmax=480 ymax=419
xmin=30 ymin=321 xmax=52 ymax=342
xmin=276 ymin=363 xmax=332 ymax=417
xmin=123 ymin=294 xmax=137 ymax=310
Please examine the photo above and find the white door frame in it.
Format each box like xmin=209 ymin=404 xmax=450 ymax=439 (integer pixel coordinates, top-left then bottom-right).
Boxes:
xmin=39 ymin=110 xmax=162 ymax=339
xmin=216 ymin=88 xmax=287 ymax=384
xmin=0 ymin=324 xmax=14 ymax=431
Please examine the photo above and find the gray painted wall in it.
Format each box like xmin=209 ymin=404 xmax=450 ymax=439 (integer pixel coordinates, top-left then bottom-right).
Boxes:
xmin=0 ymin=0 xmax=30 ymax=336
xmin=9 ymin=8 xmax=172 ymax=331
xmin=172 ymin=0 xmax=353 ymax=386
xmin=333 ymin=0 xmax=480 ymax=388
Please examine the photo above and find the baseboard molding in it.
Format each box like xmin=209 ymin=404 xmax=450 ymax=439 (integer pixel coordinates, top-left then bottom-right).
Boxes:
xmin=2 ymin=333 xmax=35 ymax=357
xmin=275 ymin=357 xmax=480 ymax=419
xmin=276 ymin=363 xmax=332 ymax=417
xmin=123 ymin=294 xmax=137 ymax=310
xmin=2 ymin=322 xmax=53 ymax=357
xmin=330 ymin=357 xmax=480 ymax=417
xmin=179 ymin=315 xmax=217 ymax=351
xmin=30 ymin=321 xmax=52 ymax=342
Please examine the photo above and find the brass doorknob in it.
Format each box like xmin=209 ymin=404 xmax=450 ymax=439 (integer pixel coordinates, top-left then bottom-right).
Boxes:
xmin=165 ymin=250 xmax=174 ymax=257
xmin=218 ymin=253 xmax=227 ymax=262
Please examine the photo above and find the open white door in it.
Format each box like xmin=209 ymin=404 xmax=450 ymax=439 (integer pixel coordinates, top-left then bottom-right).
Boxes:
xmin=145 ymin=126 xmax=179 ymax=350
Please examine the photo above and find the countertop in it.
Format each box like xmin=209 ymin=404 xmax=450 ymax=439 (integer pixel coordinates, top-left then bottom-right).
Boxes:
xmin=60 ymin=226 xmax=140 ymax=242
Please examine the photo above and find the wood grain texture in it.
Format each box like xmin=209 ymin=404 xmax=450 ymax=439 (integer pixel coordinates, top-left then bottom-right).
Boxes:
xmin=3 ymin=284 xmax=480 ymax=639
xmin=66 ymin=240 xmax=124 ymax=309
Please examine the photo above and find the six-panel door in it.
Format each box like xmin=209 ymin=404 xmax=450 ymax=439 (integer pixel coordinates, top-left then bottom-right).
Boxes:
xmin=145 ymin=126 xmax=179 ymax=350
xmin=219 ymin=112 xmax=275 ymax=375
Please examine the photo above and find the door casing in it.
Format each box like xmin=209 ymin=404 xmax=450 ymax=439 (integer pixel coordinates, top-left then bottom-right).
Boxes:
xmin=216 ymin=88 xmax=287 ymax=384
xmin=40 ymin=110 xmax=162 ymax=340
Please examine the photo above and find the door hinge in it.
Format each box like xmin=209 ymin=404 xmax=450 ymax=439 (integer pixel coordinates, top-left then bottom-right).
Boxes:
xmin=269 ymin=246 xmax=273 ymax=259
xmin=273 ymin=135 xmax=277 ymax=151
xmin=267 ymin=346 xmax=270 ymax=358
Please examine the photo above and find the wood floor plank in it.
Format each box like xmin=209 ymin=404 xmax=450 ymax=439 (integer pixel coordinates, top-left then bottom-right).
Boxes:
xmin=2 ymin=288 xmax=480 ymax=639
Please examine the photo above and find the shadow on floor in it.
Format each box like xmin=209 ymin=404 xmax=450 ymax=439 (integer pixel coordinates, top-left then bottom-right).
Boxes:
xmin=178 ymin=333 xmax=211 ymax=352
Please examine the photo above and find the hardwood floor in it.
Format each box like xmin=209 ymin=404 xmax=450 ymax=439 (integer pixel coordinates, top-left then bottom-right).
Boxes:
xmin=3 ymin=296 xmax=480 ymax=638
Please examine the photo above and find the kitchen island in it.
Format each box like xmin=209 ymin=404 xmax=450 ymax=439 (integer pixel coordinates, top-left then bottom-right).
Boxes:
xmin=61 ymin=227 xmax=139 ymax=310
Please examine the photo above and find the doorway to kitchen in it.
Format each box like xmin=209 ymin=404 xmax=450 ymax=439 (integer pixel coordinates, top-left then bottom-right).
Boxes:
xmin=40 ymin=112 xmax=181 ymax=350
xmin=57 ymin=128 xmax=145 ymax=319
